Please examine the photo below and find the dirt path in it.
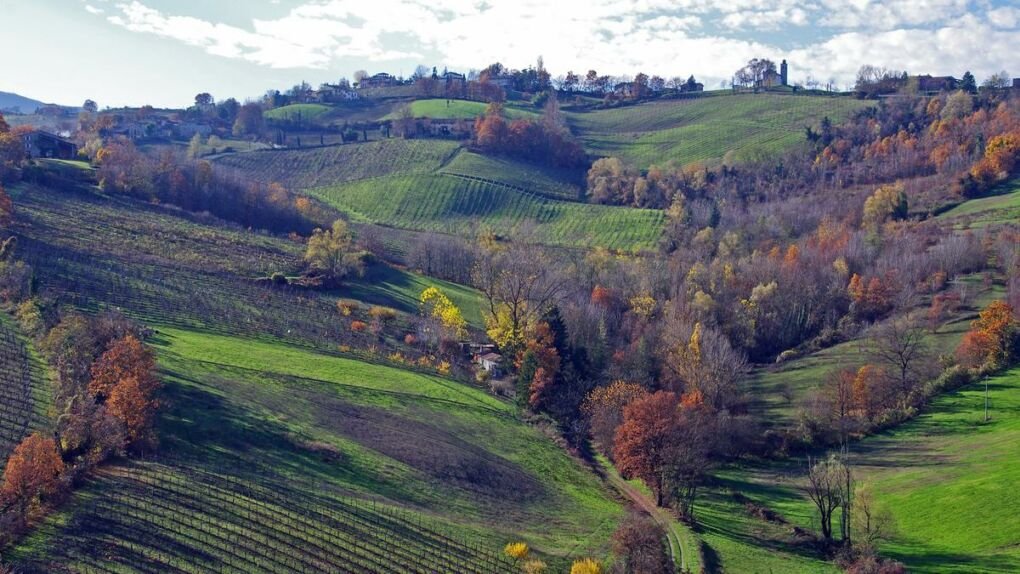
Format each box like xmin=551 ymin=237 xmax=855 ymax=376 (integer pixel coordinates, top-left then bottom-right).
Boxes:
xmin=601 ymin=459 xmax=698 ymax=573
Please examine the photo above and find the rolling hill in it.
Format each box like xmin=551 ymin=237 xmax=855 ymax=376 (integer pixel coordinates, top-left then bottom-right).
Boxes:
xmin=3 ymin=176 xmax=625 ymax=572
xmin=0 ymin=91 xmax=47 ymax=113
xmin=216 ymin=139 xmax=663 ymax=251
xmin=567 ymin=92 xmax=873 ymax=169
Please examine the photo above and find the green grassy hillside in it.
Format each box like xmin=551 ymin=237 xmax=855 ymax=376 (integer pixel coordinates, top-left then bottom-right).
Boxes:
xmin=4 ymin=179 xmax=624 ymax=571
xmin=9 ymin=326 xmax=623 ymax=571
xmin=308 ymin=174 xmax=664 ymax=251
xmin=263 ymin=103 xmax=334 ymax=122
xmin=567 ymin=93 xmax=873 ymax=169
xmin=750 ymin=274 xmax=1002 ymax=428
xmin=384 ymin=99 xmax=540 ymax=121
xmin=856 ymin=366 xmax=1020 ymax=572
xmin=214 ymin=139 xmax=460 ymax=190
xmin=937 ymin=179 xmax=1020 ymax=229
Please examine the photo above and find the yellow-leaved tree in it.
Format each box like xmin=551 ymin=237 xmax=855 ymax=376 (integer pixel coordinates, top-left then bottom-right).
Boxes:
xmin=420 ymin=287 xmax=467 ymax=340
xmin=304 ymin=220 xmax=362 ymax=285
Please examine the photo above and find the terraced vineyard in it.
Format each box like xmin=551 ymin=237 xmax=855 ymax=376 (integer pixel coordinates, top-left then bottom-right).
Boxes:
xmin=439 ymin=151 xmax=584 ymax=201
xmin=308 ymin=174 xmax=665 ymax=251
xmin=567 ymin=93 xmax=873 ymax=168
xmin=0 ymin=317 xmax=48 ymax=466
xmin=10 ymin=460 xmax=516 ymax=574
xmin=214 ymin=139 xmax=460 ymax=190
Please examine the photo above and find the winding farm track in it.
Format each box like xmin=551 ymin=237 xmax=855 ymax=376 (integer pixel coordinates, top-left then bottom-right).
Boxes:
xmin=601 ymin=459 xmax=699 ymax=574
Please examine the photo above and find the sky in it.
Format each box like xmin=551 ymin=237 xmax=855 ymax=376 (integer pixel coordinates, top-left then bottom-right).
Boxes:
xmin=2 ymin=0 xmax=1018 ymax=108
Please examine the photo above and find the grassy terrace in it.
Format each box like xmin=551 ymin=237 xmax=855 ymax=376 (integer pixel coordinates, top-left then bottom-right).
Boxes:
xmin=567 ymin=93 xmax=873 ymax=169
xmin=263 ymin=103 xmax=334 ymax=122
xmin=439 ymin=151 xmax=585 ymax=201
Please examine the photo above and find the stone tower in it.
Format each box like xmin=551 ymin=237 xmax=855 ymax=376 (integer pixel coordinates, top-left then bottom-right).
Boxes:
xmin=780 ymin=60 xmax=789 ymax=86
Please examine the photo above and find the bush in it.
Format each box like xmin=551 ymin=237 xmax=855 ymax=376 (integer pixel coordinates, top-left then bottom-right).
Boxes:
xmin=270 ymin=272 xmax=289 ymax=286
xmin=350 ymin=320 xmax=368 ymax=332
xmin=368 ymin=306 xmax=397 ymax=323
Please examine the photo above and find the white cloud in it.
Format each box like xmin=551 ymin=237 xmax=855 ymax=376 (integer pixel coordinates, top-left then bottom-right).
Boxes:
xmin=84 ymin=4 xmax=104 ymax=15
xmin=98 ymin=0 xmax=1019 ymax=91
xmin=817 ymin=0 xmax=972 ymax=30
xmin=987 ymin=6 xmax=1020 ymax=28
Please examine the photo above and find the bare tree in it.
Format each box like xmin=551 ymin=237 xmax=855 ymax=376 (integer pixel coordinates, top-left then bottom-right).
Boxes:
xmin=851 ymin=483 xmax=895 ymax=555
xmin=472 ymin=241 xmax=568 ymax=353
xmin=805 ymin=452 xmax=852 ymax=542
xmin=866 ymin=315 xmax=932 ymax=408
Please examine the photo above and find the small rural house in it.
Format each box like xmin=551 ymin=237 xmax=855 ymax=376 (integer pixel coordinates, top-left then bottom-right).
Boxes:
xmin=476 ymin=352 xmax=504 ymax=376
xmin=22 ymin=130 xmax=78 ymax=159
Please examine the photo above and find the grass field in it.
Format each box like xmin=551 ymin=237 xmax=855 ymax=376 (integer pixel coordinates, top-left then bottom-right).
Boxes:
xmin=854 ymin=365 xmax=1020 ymax=572
xmin=567 ymin=93 xmax=873 ymax=169
xmin=937 ymin=179 xmax=1020 ymax=229
xmin=383 ymin=99 xmax=540 ymax=121
xmin=263 ymin=103 xmax=334 ymax=122
xmin=307 ymin=173 xmax=665 ymax=251
xmin=214 ymin=138 xmax=460 ymax=190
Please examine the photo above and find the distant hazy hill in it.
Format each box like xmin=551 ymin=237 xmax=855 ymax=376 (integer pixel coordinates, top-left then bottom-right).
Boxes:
xmin=0 ymin=91 xmax=49 ymax=113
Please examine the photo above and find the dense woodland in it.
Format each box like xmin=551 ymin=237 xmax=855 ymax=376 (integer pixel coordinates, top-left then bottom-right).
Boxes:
xmin=1 ymin=59 xmax=1019 ymax=573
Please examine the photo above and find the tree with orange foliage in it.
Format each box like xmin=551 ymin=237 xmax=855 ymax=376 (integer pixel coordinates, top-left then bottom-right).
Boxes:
xmin=582 ymin=381 xmax=648 ymax=458
xmin=955 ymin=301 xmax=1018 ymax=368
xmin=88 ymin=334 xmax=155 ymax=400
xmin=1 ymin=433 xmax=65 ymax=517
xmin=106 ymin=375 xmax=160 ymax=448
xmin=614 ymin=391 xmax=714 ymax=517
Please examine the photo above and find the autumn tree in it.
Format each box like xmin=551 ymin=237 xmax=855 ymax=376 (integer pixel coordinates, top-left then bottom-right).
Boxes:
xmin=233 ymin=102 xmax=265 ymax=138
xmin=1 ymin=433 xmax=65 ymax=517
xmin=662 ymin=318 xmax=746 ymax=411
xmin=615 ymin=391 xmax=681 ymax=505
xmin=570 ymin=558 xmax=602 ymax=574
xmin=304 ymin=220 xmax=361 ymax=285
xmin=956 ymin=300 xmax=1018 ymax=368
xmin=862 ymin=183 xmax=908 ymax=230
xmin=582 ymin=381 xmax=649 ymax=458
xmin=474 ymin=243 xmax=566 ymax=357
xmin=107 ymin=374 xmax=160 ymax=448
xmin=88 ymin=334 xmax=155 ymax=400
xmin=419 ymin=286 xmax=467 ymax=342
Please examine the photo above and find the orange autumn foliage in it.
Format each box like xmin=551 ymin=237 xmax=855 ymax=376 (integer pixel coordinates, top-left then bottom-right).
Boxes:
xmin=1 ymin=433 xmax=64 ymax=508
xmin=88 ymin=334 xmax=155 ymax=399
xmin=956 ymin=301 xmax=1018 ymax=367
xmin=107 ymin=375 xmax=160 ymax=444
